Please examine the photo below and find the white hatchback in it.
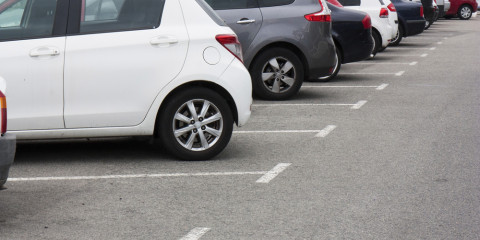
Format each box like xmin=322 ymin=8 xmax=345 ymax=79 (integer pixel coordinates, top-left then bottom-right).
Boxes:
xmin=0 ymin=0 xmax=252 ymax=160
xmin=339 ymin=0 xmax=399 ymax=55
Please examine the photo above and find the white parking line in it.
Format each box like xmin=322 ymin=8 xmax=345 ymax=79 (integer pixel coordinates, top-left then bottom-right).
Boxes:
xmin=252 ymin=103 xmax=360 ymax=108
xmin=301 ymin=83 xmax=388 ymax=90
xmin=409 ymin=61 xmax=418 ymax=66
xmin=315 ymin=125 xmax=337 ymax=138
xmin=395 ymin=71 xmax=405 ymax=76
xmin=376 ymin=83 xmax=389 ymax=90
xmin=180 ymin=228 xmax=211 ymax=240
xmin=421 ymin=54 xmax=428 ymax=57
xmin=347 ymin=61 xmax=416 ymax=65
xmin=437 ymin=41 xmax=443 ymax=44
xmin=256 ymin=163 xmax=292 ymax=183
xmin=340 ymin=72 xmax=403 ymax=76
xmin=351 ymin=100 xmax=367 ymax=109
xmin=430 ymin=47 xmax=436 ymax=50
xmin=376 ymin=54 xmax=427 ymax=57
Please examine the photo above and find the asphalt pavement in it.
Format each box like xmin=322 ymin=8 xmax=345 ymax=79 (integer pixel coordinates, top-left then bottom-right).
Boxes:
xmin=1 ymin=18 xmax=479 ymax=240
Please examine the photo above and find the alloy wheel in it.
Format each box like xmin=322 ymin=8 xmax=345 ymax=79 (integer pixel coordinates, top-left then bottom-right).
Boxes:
xmin=261 ymin=57 xmax=296 ymax=93
xmin=172 ymin=99 xmax=223 ymax=151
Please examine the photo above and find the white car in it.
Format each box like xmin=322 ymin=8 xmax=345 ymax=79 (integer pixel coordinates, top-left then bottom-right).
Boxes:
xmin=339 ymin=0 xmax=399 ymax=55
xmin=0 ymin=0 xmax=252 ymax=160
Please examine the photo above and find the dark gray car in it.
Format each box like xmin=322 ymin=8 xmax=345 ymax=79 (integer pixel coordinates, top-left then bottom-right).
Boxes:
xmin=206 ymin=0 xmax=337 ymax=100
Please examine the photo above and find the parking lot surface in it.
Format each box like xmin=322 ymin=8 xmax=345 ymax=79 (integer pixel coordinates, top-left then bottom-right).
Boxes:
xmin=1 ymin=19 xmax=480 ymax=239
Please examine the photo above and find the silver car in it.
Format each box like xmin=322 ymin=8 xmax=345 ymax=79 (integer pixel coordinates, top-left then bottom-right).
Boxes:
xmin=206 ymin=0 xmax=337 ymax=100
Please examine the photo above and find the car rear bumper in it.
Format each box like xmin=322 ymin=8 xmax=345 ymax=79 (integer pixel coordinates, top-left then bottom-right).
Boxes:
xmin=405 ymin=19 xmax=426 ymax=36
xmin=0 ymin=133 xmax=16 ymax=187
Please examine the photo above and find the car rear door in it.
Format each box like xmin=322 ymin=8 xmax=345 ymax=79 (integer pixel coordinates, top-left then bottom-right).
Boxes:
xmin=0 ymin=0 xmax=67 ymax=130
xmin=205 ymin=0 xmax=262 ymax=52
xmin=63 ymin=0 xmax=188 ymax=128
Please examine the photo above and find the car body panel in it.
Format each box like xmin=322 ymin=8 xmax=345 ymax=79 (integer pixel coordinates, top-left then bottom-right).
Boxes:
xmin=391 ymin=0 xmax=425 ymax=36
xmin=329 ymin=3 xmax=374 ymax=63
xmin=445 ymin=0 xmax=477 ymax=16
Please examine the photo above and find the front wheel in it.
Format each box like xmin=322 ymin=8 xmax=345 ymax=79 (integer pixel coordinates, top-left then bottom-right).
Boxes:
xmin=250 ymin=48 xmax=304 ymax=100
xmin=158 ymin=87 xmax=233 ymax=160
xmin=458 ymin=5 xmax=473 ymax=20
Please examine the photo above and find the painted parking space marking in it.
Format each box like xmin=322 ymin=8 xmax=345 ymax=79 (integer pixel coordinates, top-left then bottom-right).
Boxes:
xmin=256 ymin=163 xmax=292 ymax=183
xmin=9 ymin=164 xmax=290 ymax=183
xmin=430 ymin=47 xmax=436 ymax=50
xmin=302 ymin=83 xmax=388 ymax=90
xmin=437 ymin=41 xmax=443 ymax=44
xmin=340 ymin=72 xmax=404 ymax=76
xmin=377 ymin=53 xmax=427 ymax=57
xmin=180 ymin=228 xmax=211 ymax=240
xmin=347 ymin=61 xmax=417 ymax=65
xmin=376 ymin=83 xmax=389 ymax=90
xmin=351 ymin=100 xmax=367 ymax=109
xmin=421 ymin=53 xmax=428 ymax=57
xmin=253 ymin=100 xmax=367 ymax=109
xmin=409 ymin=61 xmax=418 ymax=66
xmin=395 ymin=71 xmax=405 ymax=76
xmin=315 ymin=125 xmax=337 ymax=138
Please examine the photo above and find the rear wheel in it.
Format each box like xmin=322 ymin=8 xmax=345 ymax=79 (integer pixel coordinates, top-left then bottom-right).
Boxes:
xmin=458 ymin=4 xmax=473 ymax=20
xmin=316 ymin=45 xmax=341 ymax=82
xmin=389 ymin=25 xmax=404 ymax=46
xmin=250 ymin=48 xmax=304 ymax=100
xmin=371 ymin=30 xmax=382 ymax=56
xmin=158 ymin=87 xmax=233 ymax=160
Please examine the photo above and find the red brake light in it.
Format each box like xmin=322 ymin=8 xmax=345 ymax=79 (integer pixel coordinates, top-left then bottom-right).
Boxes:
xmin=420 ymin=6 xmax=424 ymax=17
xmin=305 ymin=0 xmax=331 ymax=22
xmin=216 ymin=34 xmax=243 ymax=62
xmin=305 ymin=13 xmax=331 ymax=22
xmin=0 ymin=90 xmax=6 ymax=135
xmin=387 ymin=3 xmax=396 ymax=12
xmin=362 ymin=14 xmax=372 ymax=29
xmin=379 ymin=8 xmax=389 ymax=18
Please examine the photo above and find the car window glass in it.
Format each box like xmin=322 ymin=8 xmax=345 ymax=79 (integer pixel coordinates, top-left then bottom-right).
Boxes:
xmin=258 ymin=0 xmax=294 ymax=7
xmin=0 ymin=0 xmax=57 ymax=41
xmin=205 ymin=0 xmax=259 ymax=10
xmin=337 ymin=0 xmax=361 ymax=6
xmin=80 ymin=0 xmax=165 ymax=34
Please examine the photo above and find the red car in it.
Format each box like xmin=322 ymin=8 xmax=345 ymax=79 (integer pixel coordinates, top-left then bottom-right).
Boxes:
xmin=445 ymin=0 xmax=478 ymax=19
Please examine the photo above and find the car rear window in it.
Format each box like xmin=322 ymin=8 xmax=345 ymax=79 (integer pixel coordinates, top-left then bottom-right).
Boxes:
xmin=196 ymin=0 xmax=227 ymax=25
xmin=259 ymin=0 xmax=295 ymax=7
xmin=338 ymin=0 xmax=361 ymax=6
xmin=205 ymin=0 xmax=259 ymax=10
xmin=79 ymin=0 xmax=165 ymax=34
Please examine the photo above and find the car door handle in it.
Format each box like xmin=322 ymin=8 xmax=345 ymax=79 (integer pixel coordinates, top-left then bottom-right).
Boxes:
xmin=29 ymin=47 xmax=60 ymax=57
xmin=150 ymin=36 xmax=178 ymax=46
xmin=236 ymin=19 xmax=256 ymax=24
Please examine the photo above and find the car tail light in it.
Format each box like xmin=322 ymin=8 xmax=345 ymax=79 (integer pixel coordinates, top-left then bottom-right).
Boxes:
xmin=305 ymin=13 xmax=331 ymax=22
xmin=362 ymin=14 xmax=372 ymax=29
xmin=379 ymin=7 xmax=389 ymax=18
xmin=387 ymin=3 xmax=396 ymax=12
xmin=0 ymin=90 xmax=6 ymax=135
xmin=216 ymin=34 xmax=243 ymax=62
xmin=305 ymin=0 xmax=331 ymax=22
xmin=420 ymin=6 xmax=424 ymax=17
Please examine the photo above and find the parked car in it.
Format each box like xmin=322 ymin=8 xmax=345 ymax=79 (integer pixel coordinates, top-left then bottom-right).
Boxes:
xmin=205 ymin=0 xmax=336 ymax=100
xmin=436 ymin=0 xmax=451 ymax=16
xmin=338 ymin=0 xmax=398 ymax=56
xmin=0 ymin=77 xmax=16 ymax=189
xmin=0 ymin=0 xmax=253 ymax=160
xmin=390 ymin=0 xmax=425 ymax=46
xmin=444 ymin=0 xmax=478 ymax=19
xmin=318 ymin=2 xmax=374 ymax=81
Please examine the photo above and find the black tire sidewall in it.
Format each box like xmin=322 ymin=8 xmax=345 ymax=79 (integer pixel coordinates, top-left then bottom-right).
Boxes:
xmin=315 ymin=46 xmax=341 ymax=82
xmin=251 ymin=48 xmax=304 ymax=100
xmin=390 ymin=25 xmax=403 ymax=46
xmin=458 ymin=5 xmax=472 ymax=20
xmin=158 ymin=87 xmax=233 ymax=160
xmin=371 ymin=30 xmax=382 ymax=56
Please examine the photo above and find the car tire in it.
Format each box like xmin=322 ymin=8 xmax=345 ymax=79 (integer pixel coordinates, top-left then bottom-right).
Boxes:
xmin=250 ymin=48 xmax=304 ymax=100
xmin=389 ymin=25 xmax=403 ymax=46
xmin=158 ymin=87 xmax=233 ymax=160
xmin=424 ymin=20 xmax=432 ymax=30
xmin=458 ymin=4 xmax=473 ymax=20
xmin=371 ymin=30 xmax=382 ymax=56
xmin=316 ymin=45 xmax=342 ymax=82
